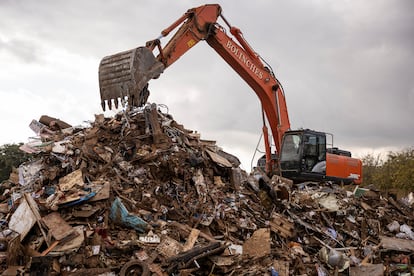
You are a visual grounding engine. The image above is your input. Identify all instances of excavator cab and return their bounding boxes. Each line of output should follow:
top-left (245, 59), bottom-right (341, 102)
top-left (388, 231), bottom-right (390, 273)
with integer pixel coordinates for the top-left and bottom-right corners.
top-left (280, 129), bottom-right (326, 177)
top-left (280, 129), bottom-right (361, 184)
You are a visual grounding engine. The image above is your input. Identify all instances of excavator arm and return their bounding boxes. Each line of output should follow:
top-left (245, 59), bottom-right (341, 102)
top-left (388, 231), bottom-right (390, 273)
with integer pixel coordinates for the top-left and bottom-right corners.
top-left (98, 4), bottom-right (290, 172)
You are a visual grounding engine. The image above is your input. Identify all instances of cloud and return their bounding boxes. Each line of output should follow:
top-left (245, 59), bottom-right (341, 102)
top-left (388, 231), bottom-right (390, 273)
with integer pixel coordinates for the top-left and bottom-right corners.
top-left (0, 37), bottom-right (42, 63)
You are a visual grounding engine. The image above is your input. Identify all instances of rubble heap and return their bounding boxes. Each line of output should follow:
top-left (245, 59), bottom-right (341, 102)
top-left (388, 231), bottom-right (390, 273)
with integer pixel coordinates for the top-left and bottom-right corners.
top-left (1, 103), bottom-right (414, 275)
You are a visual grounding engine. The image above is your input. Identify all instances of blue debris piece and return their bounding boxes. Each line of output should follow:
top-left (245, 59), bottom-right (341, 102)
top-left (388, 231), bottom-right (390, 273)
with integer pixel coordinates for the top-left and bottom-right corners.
top-left (110, 197), bottom-right (148, 233)
top-left (270, 267), bottom-right (279, 276)
top-left (60, 192), bottom-right (97, 208)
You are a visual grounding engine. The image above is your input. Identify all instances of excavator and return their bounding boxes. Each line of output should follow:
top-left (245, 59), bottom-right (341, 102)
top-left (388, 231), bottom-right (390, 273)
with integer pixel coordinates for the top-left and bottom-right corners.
top-left (98, 4), bottom-right (362, 184)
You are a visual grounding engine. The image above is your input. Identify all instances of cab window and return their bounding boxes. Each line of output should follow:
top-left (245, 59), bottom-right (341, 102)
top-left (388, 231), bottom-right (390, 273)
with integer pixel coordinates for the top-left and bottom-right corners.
top-left (280, 134), bottom-right (302, 161)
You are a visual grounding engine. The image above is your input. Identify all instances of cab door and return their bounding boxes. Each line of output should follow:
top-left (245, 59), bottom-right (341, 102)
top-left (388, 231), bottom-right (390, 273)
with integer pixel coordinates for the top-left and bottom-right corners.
top-left (301, 132), bottom-right (326, 174)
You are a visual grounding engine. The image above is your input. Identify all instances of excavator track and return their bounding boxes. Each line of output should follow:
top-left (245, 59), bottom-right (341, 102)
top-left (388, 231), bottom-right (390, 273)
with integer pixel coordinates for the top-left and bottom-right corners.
top-left (98, 47), bottom-right (164, 111)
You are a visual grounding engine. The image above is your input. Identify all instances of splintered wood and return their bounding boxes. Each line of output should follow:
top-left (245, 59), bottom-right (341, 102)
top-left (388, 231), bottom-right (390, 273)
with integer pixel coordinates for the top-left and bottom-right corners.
top-left (269, 212), bottom-right (295, 239)
top-left (4, 107), bottom-right (414, 275)
top-left (243, 228), bottom-right (271, 258)
top-left (42, 212), bottom-right (76, 241)
top-left (58, 169), bottom-right (83, 192)
top-left (183, 228), bottom-right (200, 251)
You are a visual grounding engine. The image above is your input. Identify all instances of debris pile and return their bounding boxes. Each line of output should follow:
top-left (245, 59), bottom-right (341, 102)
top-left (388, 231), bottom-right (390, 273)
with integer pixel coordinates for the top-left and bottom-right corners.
top-left (1, 104), bottom-right (414, 275)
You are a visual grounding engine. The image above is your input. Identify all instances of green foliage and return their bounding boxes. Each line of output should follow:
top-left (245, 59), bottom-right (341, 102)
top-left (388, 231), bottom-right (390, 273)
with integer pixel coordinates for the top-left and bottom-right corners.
top-left (362, 148), bottom-right (414, 192)
top-left (361, 153), bottom-right (384, 186)
top-left (0, 143), bottom-right (32, 182)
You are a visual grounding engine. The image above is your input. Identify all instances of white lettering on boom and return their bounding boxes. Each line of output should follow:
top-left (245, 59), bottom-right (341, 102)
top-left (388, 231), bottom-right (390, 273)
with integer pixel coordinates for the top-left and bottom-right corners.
top-left (226, 40), bottom-right (263, 80)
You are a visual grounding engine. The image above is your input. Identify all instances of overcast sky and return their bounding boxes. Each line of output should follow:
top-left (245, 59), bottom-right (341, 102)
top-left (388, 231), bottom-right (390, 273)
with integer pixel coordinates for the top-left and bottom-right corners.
top-left (0, 0), bottom-right (413, 171)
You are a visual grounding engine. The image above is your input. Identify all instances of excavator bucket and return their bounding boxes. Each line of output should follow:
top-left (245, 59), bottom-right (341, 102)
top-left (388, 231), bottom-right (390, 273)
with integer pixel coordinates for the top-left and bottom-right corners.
top-left (98, 47), bottom-right (165, 110)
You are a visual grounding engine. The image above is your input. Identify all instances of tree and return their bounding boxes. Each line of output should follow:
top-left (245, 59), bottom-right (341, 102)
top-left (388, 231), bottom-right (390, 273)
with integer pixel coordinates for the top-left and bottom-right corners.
top-left (383, 148), bottom-right (414, 192)
top-left (361, 153), bottom-right (383, 186)
top-left (0, 143), bottom-right (32, 182)
top-left (362, 148), bottom-right (414, 193)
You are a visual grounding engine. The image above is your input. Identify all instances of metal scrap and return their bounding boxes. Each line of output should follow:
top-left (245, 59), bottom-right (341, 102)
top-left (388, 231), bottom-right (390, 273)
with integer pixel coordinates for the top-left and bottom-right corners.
top-left (0, 105), bottom-right (413, 275)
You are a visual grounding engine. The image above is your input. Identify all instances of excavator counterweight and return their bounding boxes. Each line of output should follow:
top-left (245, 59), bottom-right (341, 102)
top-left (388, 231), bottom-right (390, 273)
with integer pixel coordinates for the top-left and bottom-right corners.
top-left (98, 47), bottom-right (164, 110)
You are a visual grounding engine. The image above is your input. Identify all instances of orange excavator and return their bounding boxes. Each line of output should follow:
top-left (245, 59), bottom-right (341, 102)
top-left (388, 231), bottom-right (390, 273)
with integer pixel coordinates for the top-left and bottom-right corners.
top-left (98, 4), bottom-right (362, 184)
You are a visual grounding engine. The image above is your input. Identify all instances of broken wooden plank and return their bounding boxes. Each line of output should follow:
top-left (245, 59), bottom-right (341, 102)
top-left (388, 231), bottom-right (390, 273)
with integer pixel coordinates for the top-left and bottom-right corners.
top-left (183, 228), bottom-right (200, 251)
top-left (148, 103), bottom-right (163, 144)
top-left (8, 197), bottom-right (37, 241)
top-left (272, 260), bottom-right (290, 276)
top-left (349, 263), bottom-right (384, 276)
top-left (24, 193), bottom-right (50, 247)
top-left (88, 181), bottom-right (110, 202)
top-left (380, 235), bottom-right (414, 252)
top-left (206, 149), bottom-right (233, 168)
top-left (269, 212), bottom-right (295, 239)
top-left (42, 212), bottom-right (75, 241)
top-left (243, 228), bottom-right (271, 258)
top-left (58, 169), bottom-right (83, 192)
top-left (50, 226), bottom-right (85, 255)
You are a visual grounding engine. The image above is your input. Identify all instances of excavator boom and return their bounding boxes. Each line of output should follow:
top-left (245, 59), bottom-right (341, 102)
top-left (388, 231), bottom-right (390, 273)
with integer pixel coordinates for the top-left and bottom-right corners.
top-left (98, 4), bottom-right (362, 183)
top-left (98, 4), bottom-right (290, 172)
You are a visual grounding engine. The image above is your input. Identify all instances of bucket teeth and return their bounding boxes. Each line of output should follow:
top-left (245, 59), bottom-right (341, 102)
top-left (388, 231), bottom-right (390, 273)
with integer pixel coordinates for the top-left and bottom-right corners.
top-left (101, 101), bottom-right (106, 111)
top-left (98, 47), bottom-right (165, 111)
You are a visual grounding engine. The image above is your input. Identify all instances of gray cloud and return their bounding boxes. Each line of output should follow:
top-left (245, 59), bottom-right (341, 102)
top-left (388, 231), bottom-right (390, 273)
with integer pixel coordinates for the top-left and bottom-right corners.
top-left (0, 37), bottom-right (41, 63)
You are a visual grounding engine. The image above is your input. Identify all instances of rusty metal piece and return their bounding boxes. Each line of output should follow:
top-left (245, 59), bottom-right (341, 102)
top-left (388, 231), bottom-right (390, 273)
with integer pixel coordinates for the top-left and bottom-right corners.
top-left (165, 242), bottom-right (225, 273)
top-left (98, 47), bottom-right (164, 110)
